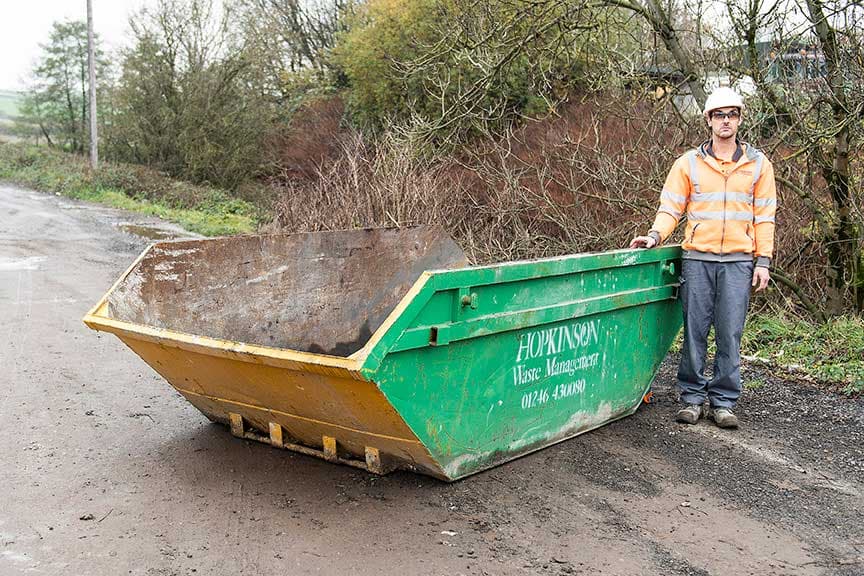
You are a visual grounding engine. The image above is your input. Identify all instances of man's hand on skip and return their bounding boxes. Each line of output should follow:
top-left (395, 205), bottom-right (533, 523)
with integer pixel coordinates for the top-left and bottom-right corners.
top-left (752, 266), bottom-right (770, 292)
top-left (629, 236), bottom-right (656, 249)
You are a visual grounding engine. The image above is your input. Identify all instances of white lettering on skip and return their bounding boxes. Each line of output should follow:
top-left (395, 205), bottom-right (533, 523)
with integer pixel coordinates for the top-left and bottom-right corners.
top-left (515, 320), bottom-right (600, 363)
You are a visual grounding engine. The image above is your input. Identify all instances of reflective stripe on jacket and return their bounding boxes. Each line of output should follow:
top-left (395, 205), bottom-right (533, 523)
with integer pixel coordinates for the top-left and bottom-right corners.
top-left (650, 141), bottom-right (776, 259)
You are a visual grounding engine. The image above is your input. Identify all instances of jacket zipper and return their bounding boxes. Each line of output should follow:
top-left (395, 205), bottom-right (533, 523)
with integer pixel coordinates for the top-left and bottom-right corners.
top-left (720, 174), bottom-right (729, 253)
top-left (706, 153), bottom-right (752, 253)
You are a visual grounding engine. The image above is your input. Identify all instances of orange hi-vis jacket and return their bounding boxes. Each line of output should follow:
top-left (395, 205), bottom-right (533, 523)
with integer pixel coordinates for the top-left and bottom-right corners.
top-left (650, 141), bottom-right (776, 266)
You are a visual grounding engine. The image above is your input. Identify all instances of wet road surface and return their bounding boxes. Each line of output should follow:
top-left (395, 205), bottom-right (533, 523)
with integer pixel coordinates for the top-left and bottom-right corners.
top-left (1, 184), bottom-right (862, 575)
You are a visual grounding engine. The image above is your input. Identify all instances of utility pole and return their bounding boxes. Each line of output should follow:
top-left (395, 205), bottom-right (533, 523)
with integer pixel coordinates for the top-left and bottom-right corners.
top-left (87, 0), bottom-right (98, 170)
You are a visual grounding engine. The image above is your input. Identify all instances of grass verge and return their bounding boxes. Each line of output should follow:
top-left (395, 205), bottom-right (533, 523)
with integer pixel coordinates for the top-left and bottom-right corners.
top-left (663, 311), bottom-right (863, 396)
top-left (0, 143), bottom-right (265, 236)
top-left (742, 312), bottom-right (864, 396)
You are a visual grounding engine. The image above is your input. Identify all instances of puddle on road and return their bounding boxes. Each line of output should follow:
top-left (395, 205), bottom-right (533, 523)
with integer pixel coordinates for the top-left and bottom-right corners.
top-left (115, 223), bottom-right (178, 241)
top-left (0, 256), bottom-right (46, 271)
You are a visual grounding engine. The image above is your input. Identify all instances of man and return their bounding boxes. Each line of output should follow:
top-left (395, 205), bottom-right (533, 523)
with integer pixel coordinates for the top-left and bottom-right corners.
top-left (630, 86), bottom-right (777, 429)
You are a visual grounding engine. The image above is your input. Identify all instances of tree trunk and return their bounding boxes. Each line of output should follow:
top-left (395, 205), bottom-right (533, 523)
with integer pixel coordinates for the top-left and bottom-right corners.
top-left (604, 0), bottom-right (707, 108)
top-left (644, 0), bottom-right (707, 108)
top-left (805, 0), bottom-right (861, 314)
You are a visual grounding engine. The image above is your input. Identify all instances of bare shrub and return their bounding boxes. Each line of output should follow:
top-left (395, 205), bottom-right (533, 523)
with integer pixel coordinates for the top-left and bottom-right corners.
top-left (272, 92), bottom-right (698, 262)
top-left (460, 93), bottom-right (702, 256)
top-left (264, 97), bottom-right (347, 181)
top-left (270, 129), bottom-right (475, 247)
top-left (270, 91), bottom-right (848, 317)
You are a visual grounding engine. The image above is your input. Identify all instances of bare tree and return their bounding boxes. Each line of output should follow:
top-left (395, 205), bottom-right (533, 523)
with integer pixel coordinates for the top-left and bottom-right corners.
top-left (602, 0), bottom-right (708, 107)
top-left (395, 0), bottom-right (607, 138)
top-left (802, 0), bottom-right (863, 313)
top-left (234, 0), bottom-right (349, 103)
top-left (714, 0), bottom-right (863, 315)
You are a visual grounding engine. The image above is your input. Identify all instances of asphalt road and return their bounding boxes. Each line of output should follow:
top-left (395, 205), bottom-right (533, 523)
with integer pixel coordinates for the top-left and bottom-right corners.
top-left (1, 184), bottom-right (862, 576)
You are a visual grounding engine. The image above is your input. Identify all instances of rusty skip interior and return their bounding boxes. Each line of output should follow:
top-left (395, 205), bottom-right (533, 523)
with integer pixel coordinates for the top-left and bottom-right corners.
top-left (104, 227), bottom-right (468, 357)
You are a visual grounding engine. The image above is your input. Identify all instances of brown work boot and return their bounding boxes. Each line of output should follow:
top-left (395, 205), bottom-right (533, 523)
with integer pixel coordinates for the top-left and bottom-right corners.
top-left (710, 407), bottom-right (740, 429)
top-left (675, 404), bottom-right (703, 424)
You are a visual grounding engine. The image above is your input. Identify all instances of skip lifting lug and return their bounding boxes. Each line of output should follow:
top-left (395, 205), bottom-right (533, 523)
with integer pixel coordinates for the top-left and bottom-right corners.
top-left (662, 261), bottom-right (677, 277)
top-left (458, 288), bottom-right (478, 309)
top-left (662, 261), bottom-right (680, 298)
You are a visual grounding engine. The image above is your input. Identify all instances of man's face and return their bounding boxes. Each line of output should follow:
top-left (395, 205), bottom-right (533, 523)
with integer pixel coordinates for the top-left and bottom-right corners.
top-left (706, 107), bottom-right (741, 141)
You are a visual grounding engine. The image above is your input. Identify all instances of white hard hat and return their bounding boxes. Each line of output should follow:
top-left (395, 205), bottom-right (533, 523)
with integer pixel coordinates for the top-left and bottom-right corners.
top-left (703, 87), bottom-right (744, 115)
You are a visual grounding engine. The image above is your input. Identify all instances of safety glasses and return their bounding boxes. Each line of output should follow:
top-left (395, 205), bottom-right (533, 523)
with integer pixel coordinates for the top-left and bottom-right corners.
top-left (710, 110), bottom-right (741, 120)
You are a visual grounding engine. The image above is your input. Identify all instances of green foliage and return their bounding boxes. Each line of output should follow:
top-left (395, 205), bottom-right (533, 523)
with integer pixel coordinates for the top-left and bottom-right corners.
top-left (21, 20), bottom-right (109, 153)
top-left (742, 313), bottom-right (864, 395)
top-left (743, 375), bottom-right (768, 390)
top-left (332, 0), bottom-right (441, 128)
top-left (275, 68), bottom-right (338, 114)
top-left (0, 143), bottom-right (262, 236)
top-left (102, 0), bottom-right (276, 189)
top-left (332, 0), bottom-right (595, 134)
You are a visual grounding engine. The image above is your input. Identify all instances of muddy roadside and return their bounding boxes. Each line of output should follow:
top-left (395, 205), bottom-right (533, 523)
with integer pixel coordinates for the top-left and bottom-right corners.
top-left (1, 184), bottom-right (862, 576)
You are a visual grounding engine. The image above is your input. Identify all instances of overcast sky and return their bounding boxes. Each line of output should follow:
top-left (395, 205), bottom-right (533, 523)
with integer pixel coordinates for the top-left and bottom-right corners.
top-left (0, 1), bottom-right (152, 91)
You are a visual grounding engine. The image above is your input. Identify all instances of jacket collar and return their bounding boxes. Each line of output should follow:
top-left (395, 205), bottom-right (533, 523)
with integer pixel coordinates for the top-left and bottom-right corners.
top-left (697, 139), bottom-right (757, 173)
top-left (699, 139), bottom-right (743, 162)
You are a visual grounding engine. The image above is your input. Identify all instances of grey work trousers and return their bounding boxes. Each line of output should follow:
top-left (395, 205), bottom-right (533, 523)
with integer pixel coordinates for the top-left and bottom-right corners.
top-left (677, 259), bottom-right (753, 409)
